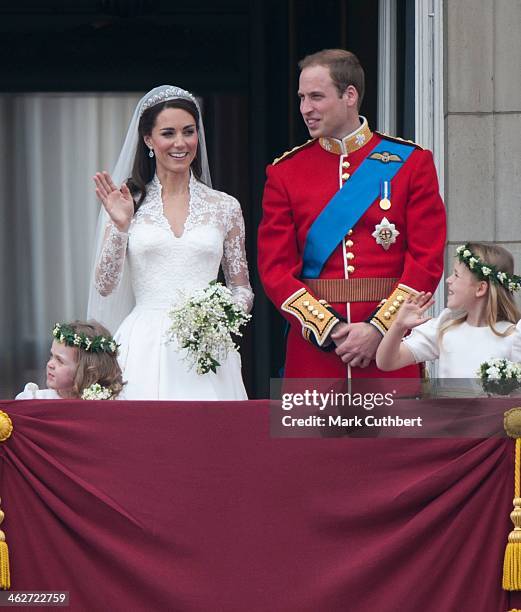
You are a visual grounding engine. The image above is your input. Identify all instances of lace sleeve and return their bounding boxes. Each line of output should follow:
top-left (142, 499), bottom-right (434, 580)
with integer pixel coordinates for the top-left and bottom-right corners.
top-left (94, 223), bottom-right (129, 297)
top-left (222, 199), bottom-right (254, 313)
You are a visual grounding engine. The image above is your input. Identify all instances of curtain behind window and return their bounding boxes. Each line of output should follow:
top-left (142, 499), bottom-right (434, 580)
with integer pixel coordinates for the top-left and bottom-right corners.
top-left (0, 93), bottom-right (140, 397)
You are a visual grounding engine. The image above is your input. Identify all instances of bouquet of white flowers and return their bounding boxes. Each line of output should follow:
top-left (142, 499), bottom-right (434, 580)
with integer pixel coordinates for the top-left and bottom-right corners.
top-left (477, 358), bottom-right (521, 396)
top-left (166, 281), bottom-right (251, 375)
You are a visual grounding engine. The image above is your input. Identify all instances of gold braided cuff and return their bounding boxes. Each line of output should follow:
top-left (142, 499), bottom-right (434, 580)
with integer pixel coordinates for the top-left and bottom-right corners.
top-left (370, 284), bottom-right (419, 334)
top-left (282, 289), bottom-right (339, 346)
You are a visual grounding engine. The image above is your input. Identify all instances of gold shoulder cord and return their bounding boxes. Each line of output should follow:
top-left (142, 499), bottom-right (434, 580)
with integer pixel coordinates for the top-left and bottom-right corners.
top-left (272, 139), bottom-right (315, 165)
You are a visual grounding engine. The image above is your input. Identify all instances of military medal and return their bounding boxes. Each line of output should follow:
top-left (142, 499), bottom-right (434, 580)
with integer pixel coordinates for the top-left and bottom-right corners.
top-left (379, 180), bottom-right (391, 210)
top-left (372, 217), bottom-right (399, 251)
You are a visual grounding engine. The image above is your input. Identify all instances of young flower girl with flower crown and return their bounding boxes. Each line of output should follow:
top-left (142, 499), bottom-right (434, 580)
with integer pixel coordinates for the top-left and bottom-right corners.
top-left (16, 320), bottom-right (124, 400)
top-left (376, 242), bottom-right (521, 377)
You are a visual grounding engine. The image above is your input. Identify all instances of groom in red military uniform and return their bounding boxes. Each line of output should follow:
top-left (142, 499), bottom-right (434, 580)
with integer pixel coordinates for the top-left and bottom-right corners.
top-left (258, 49), bottom-right (446, 378)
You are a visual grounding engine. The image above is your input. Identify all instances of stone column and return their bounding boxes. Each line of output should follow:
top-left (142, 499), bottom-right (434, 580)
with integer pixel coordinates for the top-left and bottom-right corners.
top-left (445, 0), bottom-right (521, 293)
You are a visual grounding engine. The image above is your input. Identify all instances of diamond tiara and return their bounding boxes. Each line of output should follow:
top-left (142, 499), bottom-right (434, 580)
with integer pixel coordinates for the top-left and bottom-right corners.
top-left (140, 86), bottom-right (196, 116)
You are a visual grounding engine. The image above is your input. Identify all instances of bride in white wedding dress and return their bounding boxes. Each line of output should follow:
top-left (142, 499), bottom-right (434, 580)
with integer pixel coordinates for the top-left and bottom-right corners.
top-left (87, 86), bottom-right (253, 400)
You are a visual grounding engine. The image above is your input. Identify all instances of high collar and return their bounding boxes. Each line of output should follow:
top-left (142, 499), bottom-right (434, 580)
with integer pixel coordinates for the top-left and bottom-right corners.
top-left (151, 171), bottom-right (198, 191)
top-left (318, 116), bottom-right (373, 155)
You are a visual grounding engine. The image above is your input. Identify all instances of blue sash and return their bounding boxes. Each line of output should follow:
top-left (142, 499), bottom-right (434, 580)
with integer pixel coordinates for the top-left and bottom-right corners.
top-left (302, 139), bottom-right (415, 278)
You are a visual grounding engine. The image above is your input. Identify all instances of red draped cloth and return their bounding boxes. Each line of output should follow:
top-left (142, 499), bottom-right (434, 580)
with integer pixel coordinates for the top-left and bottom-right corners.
top-left (0, 400), bottom-right (519, 611)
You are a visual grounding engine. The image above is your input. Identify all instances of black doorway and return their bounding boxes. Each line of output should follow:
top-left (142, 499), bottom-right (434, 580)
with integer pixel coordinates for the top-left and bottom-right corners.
top-left (1, 0), bottom-right (415, 397)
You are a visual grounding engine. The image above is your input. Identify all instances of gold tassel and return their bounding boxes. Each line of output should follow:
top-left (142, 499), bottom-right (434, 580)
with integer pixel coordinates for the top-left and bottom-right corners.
top-left (503, 408), bottom-right (521, 591)
top-left (504, 414), bottom-right (521, 590)
top-left (0, 410), bottom-right (13, 590)
top-left (0, 541), bottom-right (9, 590)
top-left (0, 507), bottom-right (10, 590)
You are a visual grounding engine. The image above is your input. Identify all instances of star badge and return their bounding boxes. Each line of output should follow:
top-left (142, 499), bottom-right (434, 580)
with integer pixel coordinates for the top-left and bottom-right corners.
top-left (355, 133), bottom-right (366, 146)
top-left (372, 217), bottom-right (400, 251)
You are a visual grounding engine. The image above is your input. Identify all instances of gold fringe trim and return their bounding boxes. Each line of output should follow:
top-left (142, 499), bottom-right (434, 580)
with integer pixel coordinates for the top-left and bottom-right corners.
top-left (504, 438), bottom-right (521, 590)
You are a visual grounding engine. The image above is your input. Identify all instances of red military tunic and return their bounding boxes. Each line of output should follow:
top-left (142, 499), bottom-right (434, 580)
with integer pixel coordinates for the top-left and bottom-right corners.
top-left (258, 119), bottom-right (446, 378)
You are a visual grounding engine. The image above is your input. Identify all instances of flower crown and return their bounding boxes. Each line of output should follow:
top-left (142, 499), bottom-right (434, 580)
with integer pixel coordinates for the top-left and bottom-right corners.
top-left (52, 323), bottom-right (119, 356)
top-left (455, 244), bottom-right (521, 293)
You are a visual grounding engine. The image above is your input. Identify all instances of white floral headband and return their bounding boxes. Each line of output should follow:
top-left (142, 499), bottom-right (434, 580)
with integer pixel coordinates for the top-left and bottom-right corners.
top-left (52, 323), bottom-right (119, 356)
top-left (455, 244), bottom-right (521, 293)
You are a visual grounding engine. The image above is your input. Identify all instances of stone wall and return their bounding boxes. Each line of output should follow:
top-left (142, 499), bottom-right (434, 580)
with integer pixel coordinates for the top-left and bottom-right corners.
top-left (444, 0), bottom-right (521, 283)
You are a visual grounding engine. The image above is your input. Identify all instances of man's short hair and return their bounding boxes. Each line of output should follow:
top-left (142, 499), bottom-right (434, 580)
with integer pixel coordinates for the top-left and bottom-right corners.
top-left (298, 49), bottom-right (365, 109)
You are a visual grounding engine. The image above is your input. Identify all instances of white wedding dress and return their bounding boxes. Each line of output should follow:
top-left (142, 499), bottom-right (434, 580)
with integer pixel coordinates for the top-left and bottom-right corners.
top-left (94, 174), bottom-right (253, 400)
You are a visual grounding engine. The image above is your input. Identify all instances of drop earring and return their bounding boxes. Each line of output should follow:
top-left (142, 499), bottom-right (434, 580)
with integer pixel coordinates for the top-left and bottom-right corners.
top-left (148, 148), bottom-right (154, 158)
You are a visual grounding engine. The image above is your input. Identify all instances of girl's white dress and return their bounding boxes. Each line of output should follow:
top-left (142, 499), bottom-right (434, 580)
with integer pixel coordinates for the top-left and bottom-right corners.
top-left (16, 383), bottom-right (60, 400)
top-left (403, 308), bottom-right (521, 377)
top-left (94, 175), bottom-right (253, 400)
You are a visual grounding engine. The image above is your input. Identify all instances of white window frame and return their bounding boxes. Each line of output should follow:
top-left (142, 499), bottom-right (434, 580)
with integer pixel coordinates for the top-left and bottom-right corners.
top-left (378, 0), bottom-right (445, 376)
top-left (377, 0), bottom-right (398, 136)
top-left (377, 0), bottom-right (444, 183)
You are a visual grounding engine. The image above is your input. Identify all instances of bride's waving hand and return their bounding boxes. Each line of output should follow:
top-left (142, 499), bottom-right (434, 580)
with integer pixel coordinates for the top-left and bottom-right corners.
top-left (93, 171), bottom-right (134, 233)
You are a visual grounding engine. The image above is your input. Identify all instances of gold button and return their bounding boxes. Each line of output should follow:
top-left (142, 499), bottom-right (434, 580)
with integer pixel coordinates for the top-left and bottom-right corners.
top-left (318, 313), bottom-right (325, 320)
top-left (346, 239), bottom-right (353, 247)
top-left (348, 229), bottom-right (353, 236)
top-left (318, 299), bottom-right (327, 305)
top-left (384, 312), bottom-right (391, 320)
top-left (303, 300), bottom-right (309, 306)
top-left (342, 173), bottom-right (350, 180)
top-left (307, 305), bottom-right (314, 312)
top-left (312, 309), bottom-right (319, 316)
top-left (393, 300), bottom-right (400, 308)
top-left (347, 265), bottom-right (355, 273)
top-left (346, 252), bottom-right (354, 260)
top-left (389, 306), bottom-right (396, 314)
top-left (397, 295), bottom-right (405, 303)
top-left (342, 161), bottom-right (350, 169)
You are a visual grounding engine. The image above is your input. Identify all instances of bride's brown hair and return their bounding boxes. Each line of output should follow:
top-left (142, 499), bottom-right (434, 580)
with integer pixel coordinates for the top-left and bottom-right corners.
top-left (127, 99), bottom-right (202, 209)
